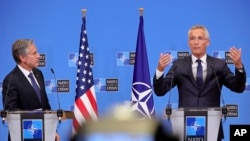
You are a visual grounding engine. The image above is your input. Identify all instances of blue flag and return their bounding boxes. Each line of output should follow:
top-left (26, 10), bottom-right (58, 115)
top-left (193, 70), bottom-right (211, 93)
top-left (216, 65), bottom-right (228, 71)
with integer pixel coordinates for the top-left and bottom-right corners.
top-left (131, 15), bottom-right (155, 119)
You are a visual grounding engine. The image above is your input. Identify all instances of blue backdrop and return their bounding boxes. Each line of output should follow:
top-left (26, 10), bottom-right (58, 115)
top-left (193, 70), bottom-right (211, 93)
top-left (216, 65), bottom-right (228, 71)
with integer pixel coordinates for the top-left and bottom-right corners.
top-left (0, 0), bottom-right (249, 141)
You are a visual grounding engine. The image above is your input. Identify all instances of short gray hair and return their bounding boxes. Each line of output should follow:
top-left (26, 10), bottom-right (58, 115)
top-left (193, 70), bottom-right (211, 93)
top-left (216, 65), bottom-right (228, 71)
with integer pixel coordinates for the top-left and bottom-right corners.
top-left (12, 39), bottom-right (33, 63)
top-left (188, 25), bottom-right (210, 39)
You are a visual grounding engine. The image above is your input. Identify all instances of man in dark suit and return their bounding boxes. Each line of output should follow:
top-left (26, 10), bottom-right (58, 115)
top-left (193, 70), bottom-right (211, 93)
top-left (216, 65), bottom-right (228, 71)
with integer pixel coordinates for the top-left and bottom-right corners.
top-left (2, 39), bottom-right (60, 141)
top-left (153, 25), bottom-right (246, 141)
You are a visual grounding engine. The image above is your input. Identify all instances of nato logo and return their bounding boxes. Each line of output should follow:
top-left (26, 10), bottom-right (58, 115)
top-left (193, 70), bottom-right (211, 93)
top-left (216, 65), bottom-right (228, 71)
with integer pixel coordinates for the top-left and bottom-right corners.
top-left (131, 82), bottom-right (154, 118)
top-left (212, 51), bottom-right (225, 59)
top-left (116, 52), bottom-right (133, 66)
top-left (186, 116), bottom-right (206, 140)
top-left (22, 119), bottom-right (43, 140)
top-left (164, 51), bottom-right (189, 63)
top-left (68, 52), bottom-right (94, 67)
top-left (68, 53), bottom-right (79, 67)
top-left (45, 79), bottom-right (57, 93)
top-left (212, 51), bottom-right (233, 64)
top-left (94, 78), bottom-right (107, 92)
top-left (94, 78), bottom-right (119, 92)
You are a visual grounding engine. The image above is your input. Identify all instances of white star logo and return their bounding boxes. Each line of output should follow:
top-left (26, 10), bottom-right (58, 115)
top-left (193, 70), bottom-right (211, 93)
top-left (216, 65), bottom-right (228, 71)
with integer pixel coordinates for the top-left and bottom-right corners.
top-left (130, 82), bottom-right (153, 118)
top-left (27, 124), bottom-right (39, 135)
top-left (191, 121), bottom-right (201, 132)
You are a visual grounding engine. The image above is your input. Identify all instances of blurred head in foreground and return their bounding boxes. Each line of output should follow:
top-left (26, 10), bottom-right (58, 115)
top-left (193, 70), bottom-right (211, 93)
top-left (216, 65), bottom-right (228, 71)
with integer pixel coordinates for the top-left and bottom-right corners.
top-left (71, 103), bottom-right (178, 141)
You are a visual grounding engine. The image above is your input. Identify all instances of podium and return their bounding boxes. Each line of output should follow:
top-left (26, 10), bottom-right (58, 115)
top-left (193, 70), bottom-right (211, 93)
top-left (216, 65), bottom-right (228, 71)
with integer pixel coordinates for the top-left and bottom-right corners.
top-left (163, 107), bottom-right (223, 141)
top-left (2, 110), bottom-right (74, 141)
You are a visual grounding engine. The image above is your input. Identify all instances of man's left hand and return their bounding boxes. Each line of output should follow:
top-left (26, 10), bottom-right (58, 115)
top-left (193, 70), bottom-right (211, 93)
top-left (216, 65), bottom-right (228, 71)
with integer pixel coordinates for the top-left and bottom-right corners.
top-left (229, 47), bottom-right (243, 69)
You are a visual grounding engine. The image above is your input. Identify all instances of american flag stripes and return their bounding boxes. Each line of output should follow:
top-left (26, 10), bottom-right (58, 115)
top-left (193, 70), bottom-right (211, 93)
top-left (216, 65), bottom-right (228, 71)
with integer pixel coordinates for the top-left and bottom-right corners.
top-left (130, 14), bottom-right (155, 119)
top-left (72, 15), bottom-right (98, 135)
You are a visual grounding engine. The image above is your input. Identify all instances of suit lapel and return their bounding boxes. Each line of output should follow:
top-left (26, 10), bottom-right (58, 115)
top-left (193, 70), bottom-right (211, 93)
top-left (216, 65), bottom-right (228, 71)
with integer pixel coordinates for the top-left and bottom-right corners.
top-left (16, 67), bottom-right (41, 103)
top-left (185, 56), bottom-right (198, 88)
top-left (33, 70), bottom-right (42, 88)
top-left (203, 56), bottom-right (214, 85)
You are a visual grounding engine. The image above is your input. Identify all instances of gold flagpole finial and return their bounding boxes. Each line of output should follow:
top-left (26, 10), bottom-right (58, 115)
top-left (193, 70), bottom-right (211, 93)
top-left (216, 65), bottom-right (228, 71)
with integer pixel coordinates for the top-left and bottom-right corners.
top-left (139, 8), bottom-right (144, 16)
top-left (81, 9), bottom-right (87, 17)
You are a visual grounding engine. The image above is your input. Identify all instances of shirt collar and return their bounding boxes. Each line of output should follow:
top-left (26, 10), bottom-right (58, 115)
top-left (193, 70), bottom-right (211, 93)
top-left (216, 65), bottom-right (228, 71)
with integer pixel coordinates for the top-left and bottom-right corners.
top-left (17, 65), bottom-right (32, 77)
top-left (191, 54), bottom-right (207, 64)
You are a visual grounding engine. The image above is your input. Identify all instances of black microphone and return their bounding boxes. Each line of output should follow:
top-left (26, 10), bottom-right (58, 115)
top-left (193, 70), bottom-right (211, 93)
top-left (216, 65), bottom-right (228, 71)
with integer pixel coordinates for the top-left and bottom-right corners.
top-left (50, 68), bottom-right (63, 121)
top-left (210, 65), bottom-right (227, 119)
top-left (165, 65), bottom-right (176, 120)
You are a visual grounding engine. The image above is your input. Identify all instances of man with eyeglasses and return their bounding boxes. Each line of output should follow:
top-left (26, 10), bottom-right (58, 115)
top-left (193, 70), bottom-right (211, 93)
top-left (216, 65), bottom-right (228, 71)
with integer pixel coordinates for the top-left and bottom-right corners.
top-left (153, 25), bottom-right (246, 141)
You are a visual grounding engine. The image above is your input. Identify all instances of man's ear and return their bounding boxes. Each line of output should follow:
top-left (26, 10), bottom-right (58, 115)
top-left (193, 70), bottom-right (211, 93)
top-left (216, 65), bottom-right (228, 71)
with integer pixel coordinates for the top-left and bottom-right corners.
top-left (19, 54), bottom-right (26, 62)
top-left (206, 39), bottom-right (210, 46)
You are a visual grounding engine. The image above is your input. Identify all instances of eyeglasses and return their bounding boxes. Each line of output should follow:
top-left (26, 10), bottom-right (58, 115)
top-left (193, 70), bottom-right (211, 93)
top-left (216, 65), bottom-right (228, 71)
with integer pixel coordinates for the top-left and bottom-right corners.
top-left (189, 36), bottom-right (207, 41)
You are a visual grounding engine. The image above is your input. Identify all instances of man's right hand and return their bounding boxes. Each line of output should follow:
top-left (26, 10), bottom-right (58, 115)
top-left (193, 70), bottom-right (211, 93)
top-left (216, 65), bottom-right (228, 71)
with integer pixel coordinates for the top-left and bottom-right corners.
top-left (157, 53), bottom-right (172, 72)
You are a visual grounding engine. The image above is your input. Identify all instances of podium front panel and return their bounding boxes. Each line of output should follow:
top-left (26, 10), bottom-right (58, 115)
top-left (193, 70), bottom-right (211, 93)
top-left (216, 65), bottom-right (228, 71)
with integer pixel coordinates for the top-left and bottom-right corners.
top-left (6, 111), bottom-right (58, 141)
top-left (163, 108), bottom-right (222, 141)
top-left (21, 113), bottom-right (44, 141)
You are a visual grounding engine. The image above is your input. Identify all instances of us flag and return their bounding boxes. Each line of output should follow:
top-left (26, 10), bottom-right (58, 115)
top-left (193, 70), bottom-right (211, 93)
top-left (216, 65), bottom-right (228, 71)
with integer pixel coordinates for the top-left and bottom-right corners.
top-left (130, 13), bottom-right (155, 119)
top-left (72, 14), bottom-right (98, 135)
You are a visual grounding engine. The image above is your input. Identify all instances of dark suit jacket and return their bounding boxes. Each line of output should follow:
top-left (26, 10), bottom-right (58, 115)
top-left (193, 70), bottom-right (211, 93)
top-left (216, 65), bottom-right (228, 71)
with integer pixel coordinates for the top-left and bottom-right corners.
top-left (2, 66), bottom-right (51, 110)
top-left (153, 55), bottom-right (246, 139)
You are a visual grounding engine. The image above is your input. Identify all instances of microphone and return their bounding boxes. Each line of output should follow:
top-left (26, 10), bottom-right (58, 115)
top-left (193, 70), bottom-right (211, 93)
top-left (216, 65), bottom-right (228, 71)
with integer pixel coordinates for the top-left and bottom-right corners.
top-left (165, 65), bottom-right (176, 120)
top-left (50, 68), bottom-right (63, 121)
top-left (210, 65), bottom-right (227, 120)
top-left (0, 111), bottom-right (6, 125)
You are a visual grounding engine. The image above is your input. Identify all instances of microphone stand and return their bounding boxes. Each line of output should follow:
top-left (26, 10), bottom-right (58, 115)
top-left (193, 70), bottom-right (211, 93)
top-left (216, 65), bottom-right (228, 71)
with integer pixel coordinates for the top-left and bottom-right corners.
top-left (1, 70), bottom-right (15, 125)
top-left (165, 66), bottom-right (176, 121)
top-left (50, 68), bottom-right (63, 122)
top-left (210, 65), bottom-right (227, 120)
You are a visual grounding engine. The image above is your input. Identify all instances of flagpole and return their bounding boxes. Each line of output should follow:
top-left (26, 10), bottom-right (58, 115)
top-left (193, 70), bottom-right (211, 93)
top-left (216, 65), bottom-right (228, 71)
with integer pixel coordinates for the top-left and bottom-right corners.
top-left (82, 9), bottom-right (87, 17)
top-left (139, 8), bottom-right (144, 16)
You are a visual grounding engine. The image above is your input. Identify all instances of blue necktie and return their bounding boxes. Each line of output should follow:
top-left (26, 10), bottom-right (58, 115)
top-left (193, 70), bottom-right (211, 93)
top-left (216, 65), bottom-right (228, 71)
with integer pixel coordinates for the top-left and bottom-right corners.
top-left (196, 59), bottom-right (203, 89)
top-left (28, 73), bottom-right (41, 102)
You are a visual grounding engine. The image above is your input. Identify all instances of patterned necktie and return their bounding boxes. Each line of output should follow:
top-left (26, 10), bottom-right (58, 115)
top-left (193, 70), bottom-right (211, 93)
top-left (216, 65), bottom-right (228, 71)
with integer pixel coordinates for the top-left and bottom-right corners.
top-left (196, 59), bottom-right (203, 89)
top-left (28, 72), bottom-right (41, 102)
